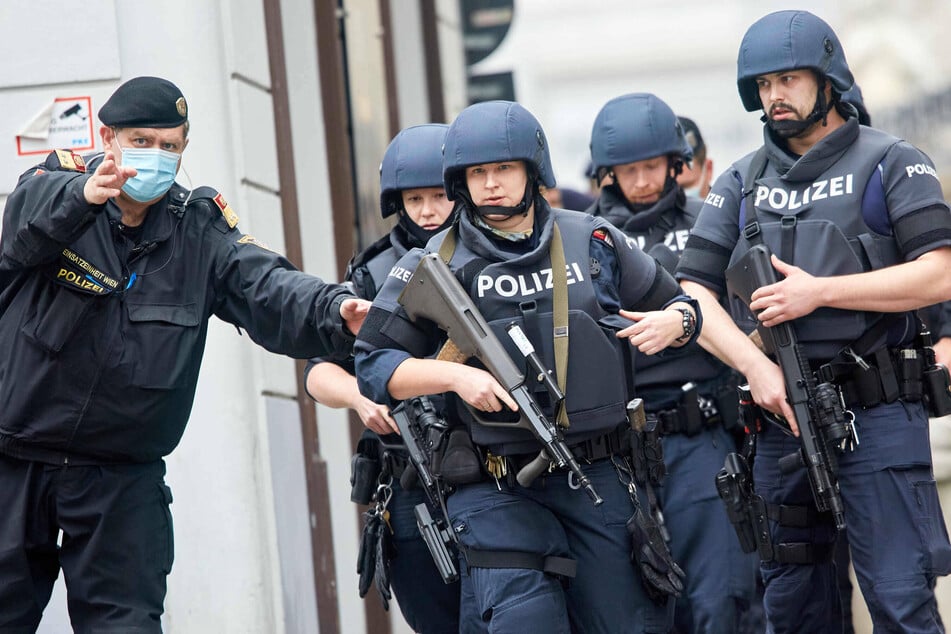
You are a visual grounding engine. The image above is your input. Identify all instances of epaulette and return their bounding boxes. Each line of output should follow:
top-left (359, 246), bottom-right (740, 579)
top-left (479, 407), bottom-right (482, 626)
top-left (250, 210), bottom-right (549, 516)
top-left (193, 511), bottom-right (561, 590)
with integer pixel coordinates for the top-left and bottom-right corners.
top-left (188, 185), bottom-right (240, 229)
top-left (45, 149), bottom-right (89, 173)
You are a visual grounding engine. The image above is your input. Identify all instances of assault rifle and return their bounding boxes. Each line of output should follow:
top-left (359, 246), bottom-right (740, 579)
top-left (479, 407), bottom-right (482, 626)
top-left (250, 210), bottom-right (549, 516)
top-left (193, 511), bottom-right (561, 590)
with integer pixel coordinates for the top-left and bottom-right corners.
top-left (725, 244), bottom-right (848, 531)
top-left (389, 396), bottom-right (459, 583)
top-left (398, 253), bottom-right (603, 506)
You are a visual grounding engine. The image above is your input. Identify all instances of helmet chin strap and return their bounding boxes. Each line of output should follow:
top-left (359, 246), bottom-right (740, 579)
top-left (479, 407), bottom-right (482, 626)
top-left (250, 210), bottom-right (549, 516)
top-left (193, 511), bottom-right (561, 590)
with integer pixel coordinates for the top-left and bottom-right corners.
top-left (471, 177), bottom-right (537, 218)
top-left (764, 76), bottom-right (831, 139)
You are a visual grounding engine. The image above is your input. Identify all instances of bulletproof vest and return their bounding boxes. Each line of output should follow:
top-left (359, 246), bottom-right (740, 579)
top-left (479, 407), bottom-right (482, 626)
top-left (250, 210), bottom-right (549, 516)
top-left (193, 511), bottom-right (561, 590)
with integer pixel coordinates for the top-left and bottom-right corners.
top-left (440, 209), bottom-right (630, 453)
top-left (348, 229), bottom-right (414, 300)
top-left (596, 191), bottom-right (725, 401)
top-left (728, 127), bottom-right (903, 359)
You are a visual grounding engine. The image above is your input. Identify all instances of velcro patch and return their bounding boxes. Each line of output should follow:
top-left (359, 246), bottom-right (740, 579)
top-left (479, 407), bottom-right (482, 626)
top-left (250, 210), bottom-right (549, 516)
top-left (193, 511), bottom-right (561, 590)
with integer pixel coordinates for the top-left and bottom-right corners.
top-left (213, 193), bottom-right (239, 229)
top-left (592, 228), bottom-right (614, 247)
top-left (54, 149), bottom-right (86, 172)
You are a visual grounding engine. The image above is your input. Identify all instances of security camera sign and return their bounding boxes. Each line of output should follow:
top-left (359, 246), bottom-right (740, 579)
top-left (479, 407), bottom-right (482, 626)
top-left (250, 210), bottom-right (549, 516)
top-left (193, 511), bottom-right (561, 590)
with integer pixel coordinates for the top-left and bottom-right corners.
top-left (16, 96), bottom-right (95, 156)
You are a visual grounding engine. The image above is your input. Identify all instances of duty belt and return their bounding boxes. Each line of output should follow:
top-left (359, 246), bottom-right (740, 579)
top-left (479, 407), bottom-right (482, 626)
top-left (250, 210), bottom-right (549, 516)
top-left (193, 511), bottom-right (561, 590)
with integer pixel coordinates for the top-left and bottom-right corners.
top-left (378, 446), bottom-right (410, 479)
top-left (816, 346), bottom-right (908, 409)
top-left (654, 395), bottom-right (720, 436)
top-left (0, 435), bottom-right (110, 467)
top-left (500, 424), bottom-right (630, 475)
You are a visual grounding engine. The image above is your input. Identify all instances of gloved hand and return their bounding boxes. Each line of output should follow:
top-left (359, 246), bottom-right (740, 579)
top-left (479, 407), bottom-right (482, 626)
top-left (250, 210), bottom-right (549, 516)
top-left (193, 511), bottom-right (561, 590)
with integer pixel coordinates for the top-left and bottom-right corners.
top-left (627, 506), bottom-right (685, 604)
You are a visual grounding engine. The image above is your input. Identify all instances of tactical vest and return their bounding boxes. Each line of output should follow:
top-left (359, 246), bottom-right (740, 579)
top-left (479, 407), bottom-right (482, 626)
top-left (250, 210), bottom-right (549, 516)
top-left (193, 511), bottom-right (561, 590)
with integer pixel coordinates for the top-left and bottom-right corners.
top-left (348, 231), bottom-right (413, 300)
top-left (439, 210), bottom-right (630, 454)
top-left (597, 193), bottom-right (725, 400)
top-left (728, 127), bottom-right (904, 359)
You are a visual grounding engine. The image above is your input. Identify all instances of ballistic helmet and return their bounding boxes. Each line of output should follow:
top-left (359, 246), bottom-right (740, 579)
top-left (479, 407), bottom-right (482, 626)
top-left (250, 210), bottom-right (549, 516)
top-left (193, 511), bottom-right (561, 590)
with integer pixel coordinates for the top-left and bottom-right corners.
top-left (379, 124), bottom-right (449, 218)
top-left (442, 100), bottom-right (555, 201)
top-left (841, 84), bottom-right (871, 126)
top-left (590, 93), bottom-right (693, 172)
top-left (737, 10), bottom-right (854, 112)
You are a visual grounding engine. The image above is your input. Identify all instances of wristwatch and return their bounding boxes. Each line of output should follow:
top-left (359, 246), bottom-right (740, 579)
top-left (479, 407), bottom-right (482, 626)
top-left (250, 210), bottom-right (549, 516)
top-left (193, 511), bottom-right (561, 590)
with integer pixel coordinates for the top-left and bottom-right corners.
top-left (674, 308), bottom-right (696, 342)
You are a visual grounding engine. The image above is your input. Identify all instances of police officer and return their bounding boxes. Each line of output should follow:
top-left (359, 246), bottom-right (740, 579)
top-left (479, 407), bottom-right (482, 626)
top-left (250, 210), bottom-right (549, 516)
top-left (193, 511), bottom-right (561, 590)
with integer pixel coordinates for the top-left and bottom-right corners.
top-left (354, 100), bottom-right (698, 633)
top-left (675, 116), bottom-right (714, 201)
top-left (304, 124), bottom-right (460, 632)
top-left (841, 83), bottom-right (872, 128)
top-left (675, 11), bottom-right (951, 632)
top-left (0, 76), bottom-right (367, 631)
top-left (587, 92), bottom-right (757, 633)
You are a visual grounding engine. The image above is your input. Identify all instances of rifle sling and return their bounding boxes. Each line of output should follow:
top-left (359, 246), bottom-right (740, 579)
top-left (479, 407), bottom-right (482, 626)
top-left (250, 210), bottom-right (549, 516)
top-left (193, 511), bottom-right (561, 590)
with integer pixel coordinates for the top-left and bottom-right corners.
top-left (438, 221), bottom-right (571, 427)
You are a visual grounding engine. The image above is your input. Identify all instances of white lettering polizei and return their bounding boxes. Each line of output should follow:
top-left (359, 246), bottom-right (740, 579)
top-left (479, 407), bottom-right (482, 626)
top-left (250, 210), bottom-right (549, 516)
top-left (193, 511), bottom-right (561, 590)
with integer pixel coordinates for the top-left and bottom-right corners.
top-left (754, 174), bottom-right (854, 212)
top-left (387, 265), bottom-right (414, 283)
top-left (704, 192), bottom-right (725, 208)
top-left (905, 163), bottom-right (939, 180)
top-left (477, 262), bottom-right (585, 298)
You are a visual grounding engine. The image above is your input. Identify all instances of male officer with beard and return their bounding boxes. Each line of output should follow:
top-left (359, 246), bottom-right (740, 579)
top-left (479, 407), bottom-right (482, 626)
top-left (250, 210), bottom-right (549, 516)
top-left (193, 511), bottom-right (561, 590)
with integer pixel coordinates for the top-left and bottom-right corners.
top-left (676, 11), bottom-right (951, 632)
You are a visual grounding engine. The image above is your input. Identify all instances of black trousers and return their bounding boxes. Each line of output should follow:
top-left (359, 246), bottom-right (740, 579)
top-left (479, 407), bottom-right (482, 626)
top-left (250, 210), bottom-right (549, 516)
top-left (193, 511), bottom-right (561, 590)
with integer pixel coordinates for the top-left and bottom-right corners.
top-left (0, 455), bottom-right (172, 633)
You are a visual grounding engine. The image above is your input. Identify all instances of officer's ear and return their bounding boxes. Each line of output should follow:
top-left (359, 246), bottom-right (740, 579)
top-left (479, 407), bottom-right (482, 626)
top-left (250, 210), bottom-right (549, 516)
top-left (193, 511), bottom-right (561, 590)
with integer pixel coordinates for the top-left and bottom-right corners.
top-left (100, 125), bottom-right (117, 148)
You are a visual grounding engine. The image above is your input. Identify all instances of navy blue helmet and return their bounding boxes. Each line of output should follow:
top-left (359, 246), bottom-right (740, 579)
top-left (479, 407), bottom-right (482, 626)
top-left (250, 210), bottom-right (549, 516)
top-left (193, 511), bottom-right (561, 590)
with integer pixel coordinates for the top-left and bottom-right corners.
top-left (737, 10), bottom-right (854, 112)
top-left (841, 83), bottom-right (871, 126)
top-left (442, 100), bottom-right (556, 201)
top-left (379, 124), bottom-right (449, 218)
top-left (590, 93), bottom-right (693, 172)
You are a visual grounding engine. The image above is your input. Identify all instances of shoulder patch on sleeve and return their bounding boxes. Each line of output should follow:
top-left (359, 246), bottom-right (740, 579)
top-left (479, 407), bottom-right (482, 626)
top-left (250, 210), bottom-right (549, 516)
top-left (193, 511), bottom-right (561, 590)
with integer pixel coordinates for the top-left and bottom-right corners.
top-left (592, 228), bottom-right (614, 247)
top-left (53, 149), bottom-right (87, 172)
top-left (236, 234), bottom-right (277, 253)
top-left (212, 193), bottom-right (240, 228)
top-left (188, 186), bottom-right (240, 229)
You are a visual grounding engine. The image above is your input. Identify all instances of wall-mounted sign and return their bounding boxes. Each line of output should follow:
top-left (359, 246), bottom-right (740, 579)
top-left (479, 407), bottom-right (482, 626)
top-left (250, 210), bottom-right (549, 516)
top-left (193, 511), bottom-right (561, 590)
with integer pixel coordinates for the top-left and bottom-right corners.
top-left (461, 0), bottom-right (514, 66)
top-left (17, 96), bottom-right (96, 156)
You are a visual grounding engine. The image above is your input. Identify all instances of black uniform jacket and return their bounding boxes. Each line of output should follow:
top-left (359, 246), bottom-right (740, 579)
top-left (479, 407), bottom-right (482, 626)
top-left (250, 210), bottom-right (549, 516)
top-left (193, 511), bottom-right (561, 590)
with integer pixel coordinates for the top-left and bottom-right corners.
top-left (0, 152), bottom-right (353, 464)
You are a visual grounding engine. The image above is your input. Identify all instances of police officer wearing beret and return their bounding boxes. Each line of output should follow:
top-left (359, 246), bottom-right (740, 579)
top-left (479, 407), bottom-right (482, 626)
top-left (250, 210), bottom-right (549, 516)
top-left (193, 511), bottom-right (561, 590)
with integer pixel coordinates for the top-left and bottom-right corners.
top-left (0, 76), bottom-right (368, 631)
top-left (676, 11), bottom-right (951, 632)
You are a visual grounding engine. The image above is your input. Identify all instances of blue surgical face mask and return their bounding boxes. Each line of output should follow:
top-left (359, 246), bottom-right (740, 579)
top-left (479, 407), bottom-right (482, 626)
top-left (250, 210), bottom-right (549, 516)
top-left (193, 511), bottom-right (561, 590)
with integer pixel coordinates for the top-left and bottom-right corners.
top-left (115, 143), bottom-right (180, 202)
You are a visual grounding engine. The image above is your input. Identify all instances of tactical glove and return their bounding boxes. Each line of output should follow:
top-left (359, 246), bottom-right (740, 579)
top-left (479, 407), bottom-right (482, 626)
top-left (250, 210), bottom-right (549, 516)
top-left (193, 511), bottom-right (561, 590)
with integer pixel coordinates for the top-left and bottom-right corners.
top-left (627, 506), bottom-right (685, 604)
top-left (357, 509), bottom-right (393, 609)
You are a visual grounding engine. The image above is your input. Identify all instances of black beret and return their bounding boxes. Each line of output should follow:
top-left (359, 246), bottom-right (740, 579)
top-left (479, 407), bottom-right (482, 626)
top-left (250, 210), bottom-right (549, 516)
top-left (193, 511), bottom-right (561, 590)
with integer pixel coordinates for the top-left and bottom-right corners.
top-left (98, 76), bottom-right (188, 128)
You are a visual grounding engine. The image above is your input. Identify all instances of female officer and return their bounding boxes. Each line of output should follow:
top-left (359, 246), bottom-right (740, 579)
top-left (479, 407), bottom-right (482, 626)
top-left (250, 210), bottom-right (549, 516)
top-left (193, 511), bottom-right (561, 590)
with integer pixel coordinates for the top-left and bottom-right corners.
top-left (355, 100), bottom-right (699, 633)
top-left (305, 124), bottom-right (459, 633)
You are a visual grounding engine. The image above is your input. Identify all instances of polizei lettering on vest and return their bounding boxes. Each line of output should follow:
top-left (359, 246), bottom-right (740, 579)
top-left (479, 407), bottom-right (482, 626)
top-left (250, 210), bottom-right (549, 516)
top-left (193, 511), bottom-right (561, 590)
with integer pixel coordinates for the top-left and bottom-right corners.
top-left (633, 229), bottom-right (692, 253)
top-left (477, 262), bottom-right (586, 298)
top-left (387, 264), bottom-right (415, 283)
top-left (754, 174), bottom-right (854, 211)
